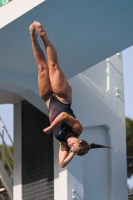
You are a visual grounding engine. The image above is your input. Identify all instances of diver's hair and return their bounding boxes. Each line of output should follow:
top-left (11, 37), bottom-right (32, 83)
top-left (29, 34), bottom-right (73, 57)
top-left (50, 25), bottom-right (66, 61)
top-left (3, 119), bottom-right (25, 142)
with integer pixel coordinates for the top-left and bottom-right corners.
top-left (89, 143), bottom-right (113, 150)
top-left (76, 140), bottom-right (113, 156)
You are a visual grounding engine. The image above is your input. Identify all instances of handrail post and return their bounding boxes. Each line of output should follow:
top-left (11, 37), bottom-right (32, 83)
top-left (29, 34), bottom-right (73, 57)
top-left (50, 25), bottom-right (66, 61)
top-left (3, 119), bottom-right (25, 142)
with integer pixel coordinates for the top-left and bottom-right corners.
top-left (1, 124), bottom-right (4, 165)
top-left (0, 116), bottom-right (13, 199)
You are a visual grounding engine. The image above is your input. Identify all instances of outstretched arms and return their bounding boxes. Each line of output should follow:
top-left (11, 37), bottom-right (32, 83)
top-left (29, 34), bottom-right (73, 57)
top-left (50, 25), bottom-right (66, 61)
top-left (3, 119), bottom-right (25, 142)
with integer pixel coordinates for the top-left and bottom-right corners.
top-left (43, 112), bottom-right (83, 135)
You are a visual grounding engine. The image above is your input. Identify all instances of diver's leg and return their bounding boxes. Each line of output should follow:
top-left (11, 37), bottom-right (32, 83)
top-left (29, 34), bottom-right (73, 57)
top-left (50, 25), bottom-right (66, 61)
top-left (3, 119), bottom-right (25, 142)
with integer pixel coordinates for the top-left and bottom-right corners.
top-left (29, 23), bottom-right (52, 107)
top-left (34, 21), bottom-right (72, 104)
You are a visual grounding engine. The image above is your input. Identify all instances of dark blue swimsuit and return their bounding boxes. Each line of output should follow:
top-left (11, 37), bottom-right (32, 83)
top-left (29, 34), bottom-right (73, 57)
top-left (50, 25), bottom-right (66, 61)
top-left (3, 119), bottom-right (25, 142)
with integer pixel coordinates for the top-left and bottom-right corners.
top-left (48, 93), bottom-right (76, 142)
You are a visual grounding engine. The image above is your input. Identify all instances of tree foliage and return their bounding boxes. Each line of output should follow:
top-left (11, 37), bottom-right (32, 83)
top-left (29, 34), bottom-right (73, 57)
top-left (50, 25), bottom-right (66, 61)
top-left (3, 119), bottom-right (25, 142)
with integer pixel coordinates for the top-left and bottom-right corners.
top-left (0, 145), bottom-right (13, 200)
top-left (0, 145), bottom-right (13, 176)
top-left (126, 117), bottom-right (133, 178)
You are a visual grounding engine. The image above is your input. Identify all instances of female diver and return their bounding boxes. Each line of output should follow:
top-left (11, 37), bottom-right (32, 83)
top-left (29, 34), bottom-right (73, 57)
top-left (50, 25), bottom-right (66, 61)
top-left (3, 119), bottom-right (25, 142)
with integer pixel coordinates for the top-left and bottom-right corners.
top-left (29, 21), bottom-right (112, 168)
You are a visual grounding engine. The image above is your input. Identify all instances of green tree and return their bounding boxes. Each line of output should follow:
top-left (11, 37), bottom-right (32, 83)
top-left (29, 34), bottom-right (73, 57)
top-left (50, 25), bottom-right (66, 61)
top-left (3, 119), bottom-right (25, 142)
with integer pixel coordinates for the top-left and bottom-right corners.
top-left (0, 145), bottom-right (13, 200)
top-left (126, 117), bottom-right (133, 178)
top-left (0, 145), bottom-right (13, 176)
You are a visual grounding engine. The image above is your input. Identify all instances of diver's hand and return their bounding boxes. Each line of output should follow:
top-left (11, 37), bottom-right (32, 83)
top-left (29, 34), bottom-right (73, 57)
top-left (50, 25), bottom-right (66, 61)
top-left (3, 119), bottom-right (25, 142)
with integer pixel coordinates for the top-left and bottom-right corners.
top-left (43, 126), bottom-right (52, 134)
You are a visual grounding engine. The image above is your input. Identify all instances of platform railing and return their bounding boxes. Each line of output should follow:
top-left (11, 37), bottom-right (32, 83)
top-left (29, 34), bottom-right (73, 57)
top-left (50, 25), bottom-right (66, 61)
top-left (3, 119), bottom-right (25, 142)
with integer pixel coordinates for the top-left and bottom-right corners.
top-left (0, 117), bottom-right (13, 177)
top-left (0, 164), bottom-right (12, 200)
top-left (0, 117), bottom-right (13, 200)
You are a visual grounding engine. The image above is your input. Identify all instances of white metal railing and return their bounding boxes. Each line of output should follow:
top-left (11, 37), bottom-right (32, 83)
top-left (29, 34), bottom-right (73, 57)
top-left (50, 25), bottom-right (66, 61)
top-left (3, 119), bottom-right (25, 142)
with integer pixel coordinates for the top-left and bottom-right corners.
top-left (0, 117), bottom-right (13, 176)
top-left (0, 164), bottom-right (13, 200)
top-left (128, 193), bottom-right (133, 197)
top-left (0, 117), bottom-right (13, 200)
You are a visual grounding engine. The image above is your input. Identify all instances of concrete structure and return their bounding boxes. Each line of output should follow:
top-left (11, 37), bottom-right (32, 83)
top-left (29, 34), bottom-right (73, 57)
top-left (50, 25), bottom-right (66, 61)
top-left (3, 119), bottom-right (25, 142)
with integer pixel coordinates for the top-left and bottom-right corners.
top-left (0, 0), bottom-right (131, 199)
top-left (54, 53), bottom-right (127, 200)
top-left (13, 53), bottom-right (127, 200)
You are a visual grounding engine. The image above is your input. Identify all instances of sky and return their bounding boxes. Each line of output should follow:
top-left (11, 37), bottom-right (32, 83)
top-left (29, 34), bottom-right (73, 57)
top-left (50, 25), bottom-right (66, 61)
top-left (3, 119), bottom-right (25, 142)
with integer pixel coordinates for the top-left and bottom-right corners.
top-left (123, 45), bottom-right (133, 188)
top-left (0, 104), bottom-right (13, 145)
top-left (123, 46), bottom-right (133, 120)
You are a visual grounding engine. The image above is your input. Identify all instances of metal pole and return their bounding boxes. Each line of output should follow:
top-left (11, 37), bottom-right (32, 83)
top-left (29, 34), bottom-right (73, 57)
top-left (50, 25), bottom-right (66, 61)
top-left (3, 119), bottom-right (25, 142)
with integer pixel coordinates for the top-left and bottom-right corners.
top-left (2, 123), bottom-right (4, 166)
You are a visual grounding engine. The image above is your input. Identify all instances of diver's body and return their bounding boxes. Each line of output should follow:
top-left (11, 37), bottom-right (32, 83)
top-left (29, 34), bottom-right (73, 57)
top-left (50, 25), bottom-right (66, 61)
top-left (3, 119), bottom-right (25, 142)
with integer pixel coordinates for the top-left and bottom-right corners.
top-left (29, 21), bottom-right (83, 167)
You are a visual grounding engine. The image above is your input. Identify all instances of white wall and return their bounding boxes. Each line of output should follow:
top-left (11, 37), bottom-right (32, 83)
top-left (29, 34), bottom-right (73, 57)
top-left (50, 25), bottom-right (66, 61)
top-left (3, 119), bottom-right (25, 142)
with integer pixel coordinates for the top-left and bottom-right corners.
top-left (82, 126), bottom-right (110, 200)
top-left (66, 53), bottom-right (127, 200)
top-left (54, 138), bottom-right (67, 200)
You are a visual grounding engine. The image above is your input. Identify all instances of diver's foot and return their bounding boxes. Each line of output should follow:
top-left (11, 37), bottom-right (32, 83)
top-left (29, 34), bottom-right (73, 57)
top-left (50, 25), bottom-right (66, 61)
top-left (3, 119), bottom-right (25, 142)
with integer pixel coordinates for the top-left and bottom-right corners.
top-left (29, 23), bottom-right (37, 40)
top-left (34, 21), bottom-right (47, 37)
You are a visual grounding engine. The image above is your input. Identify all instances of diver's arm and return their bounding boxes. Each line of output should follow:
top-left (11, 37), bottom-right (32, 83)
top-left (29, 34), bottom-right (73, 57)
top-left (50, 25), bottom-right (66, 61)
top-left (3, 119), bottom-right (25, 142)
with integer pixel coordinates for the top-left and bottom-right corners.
top-left (63, 112), bottom-right (83, 135)
top-left (43, 112), bottom-right (65, 134)
top-left (58, 141), bottom-right (75, 168)
top-left (43, 112), bottom-right (83, 135)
